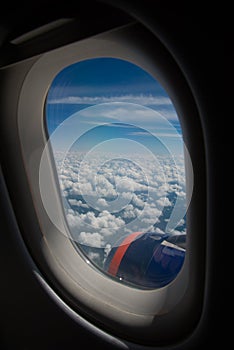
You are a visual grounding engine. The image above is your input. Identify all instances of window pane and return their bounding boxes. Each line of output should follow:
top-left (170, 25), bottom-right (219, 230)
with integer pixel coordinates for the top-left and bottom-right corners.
top-left (45, 58), bottom-right (188, 289)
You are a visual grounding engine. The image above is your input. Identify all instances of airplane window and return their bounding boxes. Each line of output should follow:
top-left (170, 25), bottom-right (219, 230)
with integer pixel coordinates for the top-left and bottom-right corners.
top-left (45, 57), bottom-right (191, 290)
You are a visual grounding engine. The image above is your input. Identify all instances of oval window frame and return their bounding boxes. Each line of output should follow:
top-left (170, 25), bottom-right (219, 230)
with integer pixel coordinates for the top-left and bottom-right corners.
top-left (17, 22), bottom-right (206, 345)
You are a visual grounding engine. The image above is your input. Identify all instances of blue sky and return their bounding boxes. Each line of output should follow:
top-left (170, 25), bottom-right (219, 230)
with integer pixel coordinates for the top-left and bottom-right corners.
top-left (46, 58), bottom-right (184, 154)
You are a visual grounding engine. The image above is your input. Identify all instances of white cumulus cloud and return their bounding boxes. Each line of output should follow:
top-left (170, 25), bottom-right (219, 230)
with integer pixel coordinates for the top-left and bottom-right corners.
top-left (54, 150), bottom-right (187, 260)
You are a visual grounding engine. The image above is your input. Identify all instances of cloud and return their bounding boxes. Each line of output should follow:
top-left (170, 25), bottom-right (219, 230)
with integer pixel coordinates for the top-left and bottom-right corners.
top-left (122, 204), bottom-right (138, 220)
top-left (115, 176), bottom-right (148, 193)
top-left (67, 209), bottom-right (125, 240)
top-left (54, 150), bottom-right (187, 255)
top-left (156, 197), bottom-right (172, 207)
top-left (48, 94), bottom-right (173, 107)
top-left (78, 231), bottom-right (104, 248)
top-left (129, 130), bottom-right (182, 139)
top-left (68, 198), bottom-right (89, 208)
top-left (73, 103), bottom-right (180, 136)
top-left (97, 198), bottom-right (108, 207)
top-left (139, 203), bottom-right (162, 225)
top-left (48, 102), bottom-right (184, 155)
top-left (154, 227), bottom-right (165, 234)
top-left (153, 133), bottom-right (182, 138)
top-left (104, 244), bottom-right (112, 259)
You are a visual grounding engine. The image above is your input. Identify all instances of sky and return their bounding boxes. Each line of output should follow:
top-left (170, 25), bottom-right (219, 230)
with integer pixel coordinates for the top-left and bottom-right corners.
top-left (46, 57), bottom-right (184, 155)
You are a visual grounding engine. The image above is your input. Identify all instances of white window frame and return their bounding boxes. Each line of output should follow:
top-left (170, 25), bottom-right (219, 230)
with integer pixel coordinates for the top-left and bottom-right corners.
top-left (15, 22), bottom-right (204, 345)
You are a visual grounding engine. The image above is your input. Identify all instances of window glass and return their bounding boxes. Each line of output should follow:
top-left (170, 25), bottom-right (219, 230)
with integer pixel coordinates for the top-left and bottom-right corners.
top-left (45, 58), bottom-right (188, 289)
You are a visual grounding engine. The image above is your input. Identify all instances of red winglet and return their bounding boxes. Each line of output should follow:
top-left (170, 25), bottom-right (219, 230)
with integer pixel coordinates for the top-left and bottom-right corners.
top-left (108, 232), bottom-right (143, 276)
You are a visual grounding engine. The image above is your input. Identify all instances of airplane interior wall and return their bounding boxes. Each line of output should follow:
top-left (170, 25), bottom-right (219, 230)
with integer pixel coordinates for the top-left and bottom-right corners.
top-left (0, 1), bottom-right (232, 349)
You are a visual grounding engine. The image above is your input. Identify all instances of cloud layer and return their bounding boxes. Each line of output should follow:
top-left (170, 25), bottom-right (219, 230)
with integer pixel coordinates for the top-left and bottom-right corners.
top-left (54, 150), bottom-right (187, 267)
top-left (48, 94), bottom-right (172, 107)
